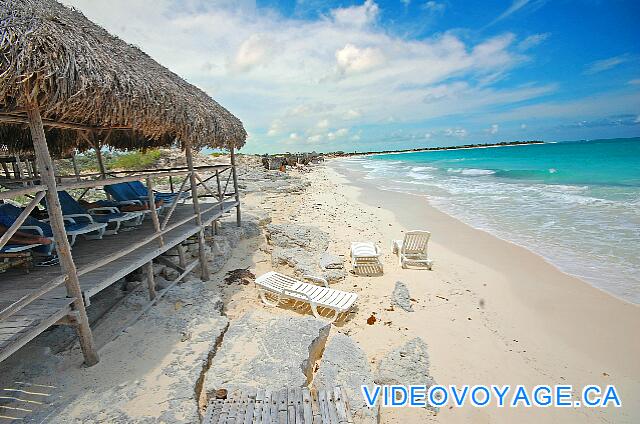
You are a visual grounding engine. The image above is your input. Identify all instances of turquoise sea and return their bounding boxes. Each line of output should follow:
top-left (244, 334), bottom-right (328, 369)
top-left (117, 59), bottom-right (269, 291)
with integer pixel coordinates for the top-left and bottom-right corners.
top-left (339, 137), bottom-right (640, 304)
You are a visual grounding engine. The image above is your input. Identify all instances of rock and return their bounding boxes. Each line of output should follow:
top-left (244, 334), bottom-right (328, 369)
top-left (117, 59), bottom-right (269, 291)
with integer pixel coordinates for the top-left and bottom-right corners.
top-left (319, 252), bottom-right (343, 269)
top-left (155, 276), bottom-right (172, 290)
top-left (162, 267), bottom-right (180, 281)
top-left (376, 337), bottom-right (435, 388)
top-left (266, 224), bottom-right (330, 252)
top-left (124, 280), bottom-right (142, 291)
top-left (393, 281), bottom-right (413, 312)
top-left (204, 311), bottom-right (330, 398)
top-left (314, 333), bottom-right (377, 423)
top-left (152, 263), bottom-right (165, 276)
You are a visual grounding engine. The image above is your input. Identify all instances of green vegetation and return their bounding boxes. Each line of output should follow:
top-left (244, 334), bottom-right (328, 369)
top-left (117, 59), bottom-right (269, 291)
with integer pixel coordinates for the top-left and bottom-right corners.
top-left (109, 150), bottom-right (162, 170)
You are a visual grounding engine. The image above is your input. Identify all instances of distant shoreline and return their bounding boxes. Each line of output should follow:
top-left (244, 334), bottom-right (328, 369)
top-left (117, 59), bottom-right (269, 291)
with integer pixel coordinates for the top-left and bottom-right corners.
top-left (327, 140), bottom-right (544, 157)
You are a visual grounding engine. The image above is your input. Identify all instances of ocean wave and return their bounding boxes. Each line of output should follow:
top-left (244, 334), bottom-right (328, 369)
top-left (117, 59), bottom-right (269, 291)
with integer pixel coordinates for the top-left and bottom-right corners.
top-left (410, 166), bottom-right (437, 172)
top-left (407, 171), bottom-right (434, 180)
top-left (447, 168), bottom-right (496, 176)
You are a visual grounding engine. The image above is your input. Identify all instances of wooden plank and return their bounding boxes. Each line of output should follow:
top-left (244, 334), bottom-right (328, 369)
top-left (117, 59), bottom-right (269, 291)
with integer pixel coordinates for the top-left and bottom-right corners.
top-left (261, 390), bottom-right (272, 424)
top-left (145, 261), bottom-right (156, 300)
top-left (287, 387), bottom-right (296, 424)
top-left (146, 177), bottom-right (163, 246)
top-left (318, 390), bottom-right (330, 424)
top-left (278, 388), bottom-right (288, 424)
top-left (0, 190), bottom-right (46, 250)
top-left (326, 390), bottom-right (339, 424)
top-left (243, 392), bottom-right (256, 424)
top-left (294, 388), bottom-right (304, 424)
top-left (269, 390), bottom-right (279, 424)
top-left (310, 388), bottom-right (321, 424)
top-left (255, 389), bottom-right (265, 424)
top-left (333, 387), bottom-right (348, 424)
top-left (217, 394), bottom-right (231, 424)
top-left (227, 391), bottom-right (240, 424)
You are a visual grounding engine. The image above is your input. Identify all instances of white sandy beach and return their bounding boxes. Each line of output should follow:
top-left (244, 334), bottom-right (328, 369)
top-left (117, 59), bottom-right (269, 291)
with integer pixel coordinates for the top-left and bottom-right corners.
top-left (232, 161), bottom-right (640, 423)
top-left (1, 158), bottom-right (638, 423)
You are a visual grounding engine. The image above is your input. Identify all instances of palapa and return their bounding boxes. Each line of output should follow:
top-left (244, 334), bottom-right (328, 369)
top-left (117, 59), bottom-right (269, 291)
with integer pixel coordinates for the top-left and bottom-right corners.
top-left (0, 0), bottom-right (247, 156)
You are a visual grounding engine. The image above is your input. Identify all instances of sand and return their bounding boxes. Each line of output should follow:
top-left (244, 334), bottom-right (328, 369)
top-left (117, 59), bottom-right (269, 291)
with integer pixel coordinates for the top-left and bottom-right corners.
top-left (230, 161), bottom-right (640, 423)
top-left (1, 158), bottom-right (638, 423)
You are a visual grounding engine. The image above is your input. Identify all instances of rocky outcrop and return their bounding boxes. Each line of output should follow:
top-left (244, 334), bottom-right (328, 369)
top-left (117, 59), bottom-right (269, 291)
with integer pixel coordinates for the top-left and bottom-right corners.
top-left (203, 312), bottom-right (331, 398)
top-left (392, 281), bottom-right (413, 312)
top-left (266, 224), bottom-right (346, 283)
top-left (376, 337), bottom-right (434, 388)
top-left (314, 333), bottom-right (378, 423)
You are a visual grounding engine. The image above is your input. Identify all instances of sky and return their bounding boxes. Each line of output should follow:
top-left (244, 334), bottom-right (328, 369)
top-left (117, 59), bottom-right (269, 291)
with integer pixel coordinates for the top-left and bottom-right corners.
top-left (62, 0), bottom-right (640, 153)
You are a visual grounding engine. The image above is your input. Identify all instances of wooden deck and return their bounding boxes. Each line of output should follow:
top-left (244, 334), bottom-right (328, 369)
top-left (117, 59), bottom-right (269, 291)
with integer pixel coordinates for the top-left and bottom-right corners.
top-left (0, 200), bottom-right (237, 363)
top-left (203, 387), bottom-right (354, 424)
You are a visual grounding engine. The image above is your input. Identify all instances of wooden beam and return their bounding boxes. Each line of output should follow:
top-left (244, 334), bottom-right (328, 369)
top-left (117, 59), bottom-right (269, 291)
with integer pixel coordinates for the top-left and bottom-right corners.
top-left (230, 147), bottom-right (242, 227)
top-left (25, 103), bottom-right (99, 366)
top-left (161, 175), bottom-right (190, 230)
top-left (184, 140), bottom-right (210, 281)
top-left (146, 177), bottom-right (163, 246)
top-left (70, 152), bottom-right (81, 182)
top-left (0, 185), bottom-right (46, 200)
top-left (57, 170), bottom-right (191, 191)
top-left (0, 114), bottom-right (132, 132)
top-left (145, 261), bottom-right (157, 300)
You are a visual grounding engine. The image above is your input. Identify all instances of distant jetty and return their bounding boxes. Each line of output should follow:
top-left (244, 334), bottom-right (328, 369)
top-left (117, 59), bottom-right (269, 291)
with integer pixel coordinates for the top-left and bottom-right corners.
top-left (326, 140), bottom-right (544, 157)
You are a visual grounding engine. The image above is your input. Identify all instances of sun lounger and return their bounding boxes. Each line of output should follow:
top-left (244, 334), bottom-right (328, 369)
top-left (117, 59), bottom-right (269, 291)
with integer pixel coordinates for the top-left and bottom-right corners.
top-left (127, 180), bottom-right (186, 202)
top-left (350, 241), bottom-right (383, 273)
top-left (0, 203), bottom-right (106, 249)
top-left (104, 182), bottom-right (164, 215)
top-left (56, 190), bottom-right (143, 235)
top-left (255, 271), bottom-right (358, 322)
top-left (393, 230), bottom-right (433, 269)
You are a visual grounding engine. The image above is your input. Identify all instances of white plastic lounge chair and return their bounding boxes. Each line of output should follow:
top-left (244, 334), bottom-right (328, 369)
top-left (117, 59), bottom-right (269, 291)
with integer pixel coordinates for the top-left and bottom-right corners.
top-left (255, 271), bottom-right (358, 322)
top-left (393, 230), bottom-right (433, 269)
top-left (350, 241), bottom-right (383, 273)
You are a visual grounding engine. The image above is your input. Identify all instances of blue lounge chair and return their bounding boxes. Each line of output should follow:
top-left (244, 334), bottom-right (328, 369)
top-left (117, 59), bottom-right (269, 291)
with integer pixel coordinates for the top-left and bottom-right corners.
top-left (127, 181), bottom-right (185, 202)
top-left (104, 183), bottom-right (164, 216)
top-left (0, 203), bottom-right (106, 250)
top-left (56, 191), bottom-right (143, 235)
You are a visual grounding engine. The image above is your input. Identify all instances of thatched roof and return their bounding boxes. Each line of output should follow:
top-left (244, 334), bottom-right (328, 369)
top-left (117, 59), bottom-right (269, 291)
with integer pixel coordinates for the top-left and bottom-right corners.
top-left (0, 0), bottom-right (247, 155)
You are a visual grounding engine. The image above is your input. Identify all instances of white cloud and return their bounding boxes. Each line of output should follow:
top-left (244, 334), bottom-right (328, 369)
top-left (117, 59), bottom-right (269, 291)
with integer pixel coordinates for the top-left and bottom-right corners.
top-left (267, 119), bottom-right (282, 136)
top-left (289, 132), bottom-right (300, 140)
top-left (335, 44), bottom-right (385, 75)
top-left (331, 0), bottom-right (379, 27)
top-left (584, 55), bottom-right (631, 75)
top-left (229, 34), bottom-right (275, 72)
top-left (628, 79), bottom-right (640, 86)
top-left (316, 119), bottom-right (329, 129)
top-left (517, 33), bottom-right (550, 51)
top-left (520, 123), bottom-right (527, 129)
top-left (423, 1), bottom-right (446, 14)
top-left (488, 123), bottom-right (499, 134)
top-left (444, 128), bottom-right (467, 137)
top-left (490, 0), bottom-right (547, 25)
top-left (61, 0), bottom-right (557, 152)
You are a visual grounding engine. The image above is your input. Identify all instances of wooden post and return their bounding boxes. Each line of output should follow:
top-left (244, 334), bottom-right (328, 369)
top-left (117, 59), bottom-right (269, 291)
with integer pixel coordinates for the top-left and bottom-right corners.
top-left (145, 261), bottom-right (157, 300)
top-left (94, 143), bottom-right (106, 179)
top-left (169, 175), bottom-right (174, 193)
top-left (25, 103), bottom-right (99, 366)
top-left (71, 152), bottom-right (81, 182)
top-left (14, 155), bottom-right (26, 187)
top-left (146, 177), bottom-right (163, 246)
top-left (230, 147), bottom-right (241, 227)
top-left (215, 169), bottom-right (223, 209)
top-left (176, 244), bottom-right (187, 269)
top-left (184, 141), bottom-right (210, 281)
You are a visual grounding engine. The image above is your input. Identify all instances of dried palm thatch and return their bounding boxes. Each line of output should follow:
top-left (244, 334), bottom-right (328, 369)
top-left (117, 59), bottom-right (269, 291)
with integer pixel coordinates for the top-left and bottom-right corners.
top-left (0, 0), bottom-right (247, 156)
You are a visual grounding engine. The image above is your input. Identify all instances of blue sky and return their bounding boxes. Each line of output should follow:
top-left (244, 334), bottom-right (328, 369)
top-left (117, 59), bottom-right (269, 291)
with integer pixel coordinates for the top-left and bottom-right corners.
top-left (64, 0), bottom-right (640, 153)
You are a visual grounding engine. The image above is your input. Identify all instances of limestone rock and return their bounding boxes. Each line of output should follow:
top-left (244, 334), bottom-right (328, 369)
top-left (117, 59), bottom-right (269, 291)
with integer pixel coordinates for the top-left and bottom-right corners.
top-left (266, 224), bottom-right (330, 252)
top-left (314, 333), bottom-right (377, 423)
top-left (392, 281), bottom-right (413, 312)
top-left (204, 311), bottom-right (330, 398)
top-left (376, 337), bottom-right (434, 388)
